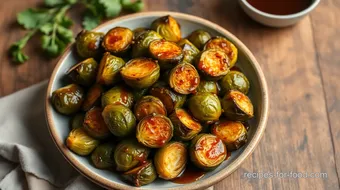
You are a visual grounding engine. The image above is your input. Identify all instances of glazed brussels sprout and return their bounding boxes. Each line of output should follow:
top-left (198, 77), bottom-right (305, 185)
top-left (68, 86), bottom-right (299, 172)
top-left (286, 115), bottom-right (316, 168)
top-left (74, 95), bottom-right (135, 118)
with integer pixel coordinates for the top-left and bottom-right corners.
top-left (76, 30), bottom-right (104, 58)
top-left (187, 29), bottom-right (211, 50)
top-left (51, 84), bottom-right (84, 115)
top-left (123, 161), bottom-right (157, 186)
top-left (154, 141), bottom-right (187, 180)
top-left (149, 39), bottom-right (183, 70)
top-left (82, 84), bottom-right (104, 111)
top-left (91, 143), bottom-right (116, 169)
top-left (136, 114), bottom-right (173, 148)
top-left (120, 58), bottom-right (160, 89)
top-left (66, 128), bottom-right (99, 156)
top-left (102, 105), bottom-right (136, 137)
top-left (204, 36), bottom-right (238, 68)
top-left (195, 49), bottom-right (230, 80)
top-left (67, 58), bottom-right (98, 87)
top-left (102, 27), bottom-right (133, 55)
top-left (114, 139), bottom-right (150, 171)
top-left (150, 82), bottom-right (187, 114)
top-left (177, 39), bottom-right (200, 64)
top-left (211, 121), bottom-right (247, 151)
top-left (132, 30), bottom-right (163, 58)
top-left (101, 86), bottom-right (134, 108)
top-left (169, 108), bottom-right (202, 141)
top-left (169, 63), bottom-right (200, 94)
top-left (151, 15), bottom-right (181, 42)
top-left (134, 96), bottom-right (167, 121)
top-left (133, 27), bottom-right (148, 39)
top-left (219, 70), bottom-right (250, 95)
top-left (189, 134), bottom-right (226, 170)
top-left (132, 88), bottom-right (149, 102)
top-left (83, 107), bottom-right (111, 139)
top-left (221, 90), bottom-right (254, 121)
top-left (70, 113), bottom-right (85, 130)
top-left (188, 92), bottom-right (222, 123)
top-left (196, 80), bottom-right (219, 94)
top-left (96, 52), bottom-right (125, 86)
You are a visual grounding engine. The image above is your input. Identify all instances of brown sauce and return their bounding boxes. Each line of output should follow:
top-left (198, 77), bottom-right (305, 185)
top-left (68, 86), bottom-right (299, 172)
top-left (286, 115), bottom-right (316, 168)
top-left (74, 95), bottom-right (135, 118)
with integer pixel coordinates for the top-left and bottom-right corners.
top-left (246, 0), bottom-right (312, 15)
top-left (225, 151), bottom-right (231, 160)
top-left (172, 167), bottom-right (205, 184)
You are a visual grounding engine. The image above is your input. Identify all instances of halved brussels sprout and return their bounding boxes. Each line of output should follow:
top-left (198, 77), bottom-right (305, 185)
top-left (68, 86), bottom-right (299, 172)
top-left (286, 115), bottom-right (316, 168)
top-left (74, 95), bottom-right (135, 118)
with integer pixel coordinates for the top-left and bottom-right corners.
top-left (76, 30), bottom-right (104, 58)
top-left (154, 141), bottom-right (187, 180)
top-left (132, 30), bottom-right (163, 58)
top-left (133, 27), bottom-right (148, 39)
top-left (149, 39), bottom-right (183, 70)
top-left (114, 139), bottom-right (150, 171)
top-left (132, 88), bottom-right (149, 102)
top-left (149, 82), bottom-right (187, 114)
top-left (151, 15), bottom-right (181, 42)
top-left (102, 27), bottom-right (134, 55)
top-left (169, 63), bottom-right (200, 94)
top-left (136, 114), bottom-right (173, 148)
top-left (196, 80), bottom-right (219, 94)
top-left (83, 107), bottom-right (111, 139)
top-left (221, 90), bottom-right (254, 121)
top-left (134, 96), bottom-right (167, 121)
top-left (51, 84), bottom-right (84, 115)
top-left (101, 86), bottom-right (134, 108)
top-left (82, 84), bottom-right (103, 111)
top-left (96, 52), bottom-right (125, 86)
top-left (91, 143), bottom-right (116, 169)
top-left (219, 70), bottom-right (250, 95)
top-left (123, 161), bottom-right (157, 186)
top-left (204, 36), bottom-right (238, 68)
top-left (195, 49), bottom-right (230, 81)
top-left (211, 121), bottom-right (247, 151)
top-left (120, 58), bottom-right (160, 89)
top-left (177, 39), bottom-right (200, 64)
top-left (66, 128), bottom-right (99, 156)
top-left (70, 113), bottom-right (85, 130)
top-left (189, 134), bottom-right (226, 170)
top-left (188, 92), bottom-right (222, 123)
top-left (187, 29), bottom-right (211, 50)
top-left (102, 105), bottom-right (136, 137)
top-left (169, 108), bottom-right (202, 141)
top-left (67, 58), bottom-right (98, 87)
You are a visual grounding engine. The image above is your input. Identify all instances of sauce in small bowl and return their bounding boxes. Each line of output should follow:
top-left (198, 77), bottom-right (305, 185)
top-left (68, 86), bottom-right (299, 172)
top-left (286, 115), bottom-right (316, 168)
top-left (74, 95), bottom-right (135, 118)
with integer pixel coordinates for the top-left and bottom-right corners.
top-left (247, 0), bottom-right (312, 15)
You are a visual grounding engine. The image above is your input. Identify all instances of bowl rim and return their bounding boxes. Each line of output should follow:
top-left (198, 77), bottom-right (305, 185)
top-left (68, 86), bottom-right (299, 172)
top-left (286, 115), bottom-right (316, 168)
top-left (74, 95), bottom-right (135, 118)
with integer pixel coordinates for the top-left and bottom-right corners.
top-left (45, 11), bottom-right (269, 190)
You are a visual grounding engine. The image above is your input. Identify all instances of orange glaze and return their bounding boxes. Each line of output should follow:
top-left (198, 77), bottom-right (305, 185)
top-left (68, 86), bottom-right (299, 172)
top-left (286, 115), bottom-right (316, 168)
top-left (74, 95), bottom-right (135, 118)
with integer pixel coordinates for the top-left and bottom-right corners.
top-left (176, 109), bottom-right (201, 131)
top-left (123, 59), bottom-right (157, 78)
top-left (172, 64), bottom-right (200, 94)
top-left (142, 116), bottom-right (172, 146)
top-left (150, 40), bottom-right (182, 59)
top-left (198, 50), bottom-right (229, 76)
top-left (84, 108), bottom-right (109, 133)
top-left (120, 88), bottom-right (129, 105)
top-left (205, 138), bottom-right (225, 160)
top-left (103, 27), bottom-right (132, 51)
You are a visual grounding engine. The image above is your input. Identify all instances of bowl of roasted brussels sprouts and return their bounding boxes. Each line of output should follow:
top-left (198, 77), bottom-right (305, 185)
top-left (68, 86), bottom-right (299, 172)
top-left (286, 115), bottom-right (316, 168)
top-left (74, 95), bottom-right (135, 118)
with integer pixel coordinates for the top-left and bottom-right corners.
top-left (45, 11), bottom-right (268, 190)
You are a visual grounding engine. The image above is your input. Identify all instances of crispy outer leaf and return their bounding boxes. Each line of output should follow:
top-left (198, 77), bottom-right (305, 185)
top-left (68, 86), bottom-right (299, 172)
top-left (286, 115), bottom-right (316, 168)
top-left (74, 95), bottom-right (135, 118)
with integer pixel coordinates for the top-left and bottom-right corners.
top-left (17, 9), bottom-right (50, 29)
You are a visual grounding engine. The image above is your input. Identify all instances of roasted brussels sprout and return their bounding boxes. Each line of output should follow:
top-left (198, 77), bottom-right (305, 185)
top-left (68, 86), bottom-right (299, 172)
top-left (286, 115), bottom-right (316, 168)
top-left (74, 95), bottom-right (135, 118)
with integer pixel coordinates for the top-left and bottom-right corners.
top-left (150, 82), bottom-right (187, 114)
top-left (211, 121), bottom-right (247, 151)
top-left (66, 128), bottom-right (99, 156)
top-left (102, 27), bottom-right (133, 55)
top-left (132, 88), bottom-right (149, 102)
top-left (123, 161), bottom-right (157, 186)
top-left (76, 30), bottom-right (104, 58)
top-left (136, 114), bottom-right (173, 148)
top-left (151, 15), bottom-right (181, 42)
top-left (82, 84), bottom-right (104, 111)
top-left (96, 52), bottom-right (125, 86)
top-left (195, 49), bottom-right (230, 81)
top-left (188, 92), bottom-right (222, 123)
top-left (67, 58), bottom-right (98, 87)
top-left (133, 27), bottom-right (148, 39)
top-left (204, 36), bottom-right (238, 68)
top-left (177, 39), bottom-right (200, 64)
top-left (219, 70), bottom-right (250, 95)
top-left (91, 143), bottom-right (116, 169)
top-left (187, 29), bottom-right (211, 50)
top-left (134, 96), bottom-right (167, 121)
top-left (70, 113), bottom-right (85, 129)
top-left (83, 107), bottom-right (111, 139)
top-left (196, 80), bottom-right (219, 94)
top-left (114, 139), bottom-right (150, 171)
top-left (221, 90), bottom-right (254, 121)
top-left (169, 63), bottom-right (200, 94)
top-left (189, 134), bottom-right (226, 170)
top-left (101, 86), bottom-right (134, 108)
top-left (102, 105), bottom-right (136, 137)
top-left (169, 108), bottom-right (202, 141)
top-left (120, 58), bottom-right (160, 89)
top-left (51, 84), bottom-right (84, 115)
top-left (154, 141), bottom-right (187, 180)
top-left (132, 30), bottom-right (162, 58)
top-left (149, 39), bottom-right (183, 70)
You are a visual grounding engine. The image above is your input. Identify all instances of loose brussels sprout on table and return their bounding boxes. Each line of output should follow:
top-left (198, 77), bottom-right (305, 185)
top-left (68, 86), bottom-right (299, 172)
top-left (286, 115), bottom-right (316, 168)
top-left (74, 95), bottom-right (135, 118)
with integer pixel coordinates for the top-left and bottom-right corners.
top-left (76, 30), bottom-right (104, 58)
top-left (102, 27), bottom-right (134, 55)
top-left (188, 92), bottom-right (222, 123)
top-left (67, 58), bottom-right (98, 87)
top-left (96, 52), bottom-right (125, 86)
top-left (170, 108), bottom-right (202, 141)
top-left (219, 70), bottom-right (250, 95)
top-left (66, 128), bottom-right (99, 156)
top-left (212, 121), bottom-right (247, 151)
top-left (123, 161), bottom-right (157, 186)
top-left (149, 39), bottom-right (183, 70)
top-left (91, 143), bottom-right (116, 169)
top-left (134, 96), bottom-right (167, 121)
top-left (187, 29), bottom-right (211, 50)
top-left (169, 63), bottom-right (200, 94)
top-left (221, 90), bottom-right (254, 121)
top-left (83, 107), bottom-right (111, 139)
top-left (101, 86), bottom-right (134, 108)
top-left (151, 15), bottom-right (181, 42)
top-left (51, 84), bottom-right (84, 115)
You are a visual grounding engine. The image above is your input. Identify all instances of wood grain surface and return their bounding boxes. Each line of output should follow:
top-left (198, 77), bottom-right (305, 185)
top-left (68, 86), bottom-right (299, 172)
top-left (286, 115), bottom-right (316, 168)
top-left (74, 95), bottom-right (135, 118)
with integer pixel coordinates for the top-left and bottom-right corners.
top-left (0, 0), bottom-right (339, 189)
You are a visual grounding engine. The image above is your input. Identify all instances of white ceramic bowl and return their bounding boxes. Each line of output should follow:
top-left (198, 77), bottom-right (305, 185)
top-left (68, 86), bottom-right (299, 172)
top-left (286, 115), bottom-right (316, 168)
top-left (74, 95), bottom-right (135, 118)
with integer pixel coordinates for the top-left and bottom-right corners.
top-left (239, 0), bottom-right (320, 27)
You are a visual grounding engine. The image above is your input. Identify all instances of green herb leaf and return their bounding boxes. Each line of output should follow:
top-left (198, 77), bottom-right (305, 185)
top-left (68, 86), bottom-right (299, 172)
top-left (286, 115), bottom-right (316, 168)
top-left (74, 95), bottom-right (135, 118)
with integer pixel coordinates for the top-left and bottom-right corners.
top-left (99, 0), bottom-right (121, 17)
top-left (57, 25), bottom-right (74, 43)
top-left (60, 16), bottom-right (73, 28)
top-left (82, 12), bottom-right (101, 30)
top-left (40, 23), bottom-right (54, 34)
top-left (17, 9), bottom-right (50, 29)
top-left (9, 31), bottom-right (36, 63)
top-left (121, 0), bottom-right (144, 12)
top-left (44, 0), bottom-right (64, 7)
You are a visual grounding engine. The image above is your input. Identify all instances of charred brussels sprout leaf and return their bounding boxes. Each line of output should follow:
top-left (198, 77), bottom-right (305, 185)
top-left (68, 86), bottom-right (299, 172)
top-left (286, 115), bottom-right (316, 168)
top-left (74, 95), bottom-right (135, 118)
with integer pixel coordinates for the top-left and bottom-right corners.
top-left (132, 88), bottom-right (149, 102)
top-left (91, 143), bottom-right (116, 169)
top-left (123, 161), bottom-right (157, 186)
top-left (177, 39), bottom-right (200, 64)
top-left (134, 96), bottom-right (167, 121)
top-left (67, 58), bottom-right (98, 87)
top-left (76, 30), bottom-right (104, 58)
top-left (170, 108), bottom-right (202, 141)
top-left (188, 92), bottom-right (222, 123)
top-left (149, 39), bottom-right (183, 70)
top-left (151, 15), bottom-right (181, 42)
top-left (70, 113), bottom-right (85, 130)
top-left (51, 84), bottom-right (84, 115)
top-left (96, 52), bottom-right (125, 86)
top-left (66, 128), bottom-right (99, 156)
top-left (132, 30), bottom-right (162, 58)
top-left (212, 121), bottom-right (247, 151)
top-left (83, 107), bottom-right (111, 139)
top-left (219, 70), bottom-right (250, 95)
top-left (187, 29), bottom-right (211, 50)
top-left (133, 27), bottom-right (148, 39)
top-left (169, 63), bottom-right (200, 94)
top-left (102, 27), bottom-right (133, 55)
top-left (221, 90), bottom-right (254, 121)
top-left (101, 86), bottom-right (134, 108)
top-left (196, 80), bottom-right (219, 94)
top-left (82, 84), bottom-right (104, 111)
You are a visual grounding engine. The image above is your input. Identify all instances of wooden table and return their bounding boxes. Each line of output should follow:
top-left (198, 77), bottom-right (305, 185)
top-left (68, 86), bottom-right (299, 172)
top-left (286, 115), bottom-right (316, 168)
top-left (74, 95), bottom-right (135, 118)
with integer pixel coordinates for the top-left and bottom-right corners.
top-left (1, 0), bottom-right (339, 189)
